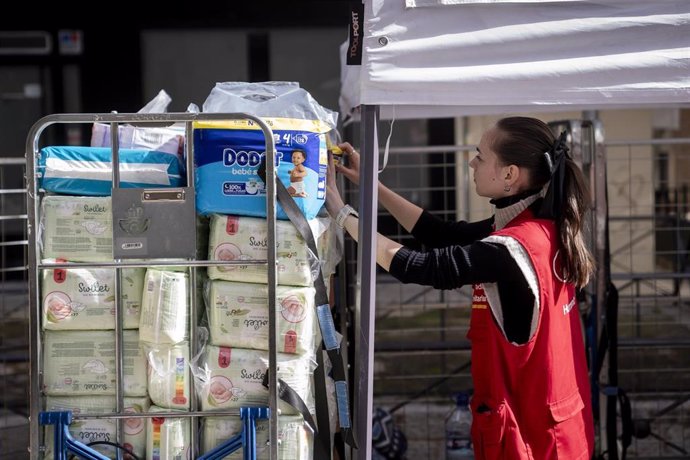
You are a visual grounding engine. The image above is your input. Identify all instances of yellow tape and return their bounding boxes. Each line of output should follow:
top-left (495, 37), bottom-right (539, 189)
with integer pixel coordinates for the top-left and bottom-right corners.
top-left (193, 117), bottom-right (332, 133)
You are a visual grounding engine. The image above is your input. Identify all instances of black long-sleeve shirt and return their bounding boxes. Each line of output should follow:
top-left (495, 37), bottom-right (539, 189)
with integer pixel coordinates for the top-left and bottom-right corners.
top-left (389, 209), bottom-right (537, 344)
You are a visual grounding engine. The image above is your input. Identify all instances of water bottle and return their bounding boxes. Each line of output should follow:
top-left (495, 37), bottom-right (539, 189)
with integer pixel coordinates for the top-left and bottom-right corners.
top-left (445, 392), bottom-right (473, 459)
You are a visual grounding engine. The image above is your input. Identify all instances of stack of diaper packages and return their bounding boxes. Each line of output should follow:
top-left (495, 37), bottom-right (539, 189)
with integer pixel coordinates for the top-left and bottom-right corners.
top-left (189, 82), bottom-right (345, 457)
top-left (138, 266), bottom-right (193, 459)
top-left (35, 106), bottom-right (196, 458)
top-left (39, 195), bottom-right (149, 459)
top-left (192, 213), bottom-right (336, 459)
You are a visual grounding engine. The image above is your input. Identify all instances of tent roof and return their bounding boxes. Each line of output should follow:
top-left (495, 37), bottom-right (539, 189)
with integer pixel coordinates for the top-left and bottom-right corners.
top-left (339, 0), bottom-right (690, 120)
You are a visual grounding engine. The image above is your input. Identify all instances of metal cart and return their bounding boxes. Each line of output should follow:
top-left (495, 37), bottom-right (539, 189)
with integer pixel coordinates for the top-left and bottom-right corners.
top-left (25, 113), bottom-right (282, 459)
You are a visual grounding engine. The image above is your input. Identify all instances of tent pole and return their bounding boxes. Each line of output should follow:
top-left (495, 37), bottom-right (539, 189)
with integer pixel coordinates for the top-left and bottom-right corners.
top-left (355, 104), bottom-right (380, 460)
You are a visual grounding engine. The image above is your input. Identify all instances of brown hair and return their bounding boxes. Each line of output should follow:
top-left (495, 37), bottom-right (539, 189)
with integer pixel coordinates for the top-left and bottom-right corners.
top-left (493, 116), bottom-right (594, 288)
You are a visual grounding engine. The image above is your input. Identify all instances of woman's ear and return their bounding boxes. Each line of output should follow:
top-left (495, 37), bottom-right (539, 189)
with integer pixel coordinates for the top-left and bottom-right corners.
top-left (503, 164), bottom-right (520, 187)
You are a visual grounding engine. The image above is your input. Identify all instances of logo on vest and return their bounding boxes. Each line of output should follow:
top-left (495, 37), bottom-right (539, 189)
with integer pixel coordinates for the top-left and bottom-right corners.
top-left (563, 297), bottom-right (576, 315)
top-left (472, 284), bottom-right (489, 309)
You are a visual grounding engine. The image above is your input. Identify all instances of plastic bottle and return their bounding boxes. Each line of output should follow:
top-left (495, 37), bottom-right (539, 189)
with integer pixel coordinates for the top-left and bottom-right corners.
top-left (445, 392), bottom-right (473, 459)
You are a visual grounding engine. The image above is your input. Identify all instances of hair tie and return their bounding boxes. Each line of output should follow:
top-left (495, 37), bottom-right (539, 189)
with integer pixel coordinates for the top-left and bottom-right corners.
top-left (538, 131), bottom-right (569, 220)
top-left (543, 150), bottom-right (554, 173)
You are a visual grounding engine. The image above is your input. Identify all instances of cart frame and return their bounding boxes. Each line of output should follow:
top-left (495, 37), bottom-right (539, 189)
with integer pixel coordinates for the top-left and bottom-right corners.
top-left (25, 112), bottom-right (281, 459)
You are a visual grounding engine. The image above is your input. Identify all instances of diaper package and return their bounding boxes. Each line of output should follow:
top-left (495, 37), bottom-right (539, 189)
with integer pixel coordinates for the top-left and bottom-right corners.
top-left (42, 330), bottom-right (147, 396)
top-left (40, 196), bottom-right (113, 262)
top-left (41, 265), bottom-right (145, 330)
top-left (197, 346), bottom-right (315, 415)
top-left (202, 415), bottom-right (312, 460)
top-left (193, 118), bottom-right (329, 220)
top-left (139, 269), bottom-right (189, 345)
top-left (146, 406), bottom-right (191, 460)
top-left (207, 214), bottom-right (327, 287)
top-left (144, 342), bottom-right (191, 410)
top-left (38, 146), bottom-right (184, 196)
top-left (44, 396), bottom-right (149, 459)
top-left (197, 82), bottom-right (338, 220)
top-left (91, 123), bottom-right (183, 157)
top-left (206, 280), bottom-right (317, 355)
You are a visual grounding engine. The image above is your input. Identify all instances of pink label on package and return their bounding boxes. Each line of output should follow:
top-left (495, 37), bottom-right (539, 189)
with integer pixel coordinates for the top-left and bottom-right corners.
top-left (218, 347), bottom-right (232, 368)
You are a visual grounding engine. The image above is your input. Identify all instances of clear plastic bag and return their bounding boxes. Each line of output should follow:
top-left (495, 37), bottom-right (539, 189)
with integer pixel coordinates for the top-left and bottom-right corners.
top-left (90, 89), bottom-right (184, 157)
top-left (202, 81), bottom-right (338, 128)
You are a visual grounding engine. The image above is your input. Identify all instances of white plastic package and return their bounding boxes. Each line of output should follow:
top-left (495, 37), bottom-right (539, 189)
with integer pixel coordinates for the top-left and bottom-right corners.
top-left (207, 214), bottom-right (328, 287)
top-left (38, 146), bottom-right (184, 196)
top-left (146, 406), bottom-right (191, 460)
top-left (195, 346), bottom-right (315, 415)
top-left (42, 330), bottom-right (147, 396)
top-left (144, 342), bottom-right (191, 411)
top-left (202, 415), bottom-right (312, 460)
top-left (91, 124), bottom-right (182, 157)
top-left (41, 264), bottom-right (145, 330)
top-left (139, 269), bottom-right (189, 345)
top-left (206, 280), bottom-right (317, 355)
top-left (202, 82), bottom-right (337, 128)
top-left (40, 196), bottom-right (113, 262)
top-left (90, 89), bottom-right (184, 158)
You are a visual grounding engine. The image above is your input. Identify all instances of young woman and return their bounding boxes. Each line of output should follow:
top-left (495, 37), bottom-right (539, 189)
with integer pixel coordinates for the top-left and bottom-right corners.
top-left (326, 117), bottom-right (595, 459)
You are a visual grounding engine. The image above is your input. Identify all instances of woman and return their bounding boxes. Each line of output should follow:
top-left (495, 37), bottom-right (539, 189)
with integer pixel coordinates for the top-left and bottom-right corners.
top-left (326, 117), bottom-right (595, 459)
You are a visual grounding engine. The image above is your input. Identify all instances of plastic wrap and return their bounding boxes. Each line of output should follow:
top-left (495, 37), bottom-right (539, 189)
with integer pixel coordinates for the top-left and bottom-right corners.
top-left (41, 263), bottom-right (145, 330)
top-left (202, 82), bottom-right (337, 127)
top-left (207, 214), bottom-right (327, 287)
top-left (316, 216), bottom-right (343, 293)
top-left (146, 406), bottom-right (191, 460)
top-left (42, 330), bottom-right (147, 396)
top-left (193, 346), bottom-right (315, 415)
top-left (202, 415), bottom-right (312, 459)
top-left (39, 196), bottom-right (113, 262)
top-left (38, 146), bottom-right (184, 196)
top-left (206, 280), bottom-right (317, 355)
top-left (144, 342), bottom-right (191, 410)
top-left (90, 89), bottom-right (184, 159)
top-left (139, 269), bottom-right (189, 344)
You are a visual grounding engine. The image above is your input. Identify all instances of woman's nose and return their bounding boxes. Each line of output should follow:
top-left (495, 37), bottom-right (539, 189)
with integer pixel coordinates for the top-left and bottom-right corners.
top-left (469, 157), bottom-right (477, 169)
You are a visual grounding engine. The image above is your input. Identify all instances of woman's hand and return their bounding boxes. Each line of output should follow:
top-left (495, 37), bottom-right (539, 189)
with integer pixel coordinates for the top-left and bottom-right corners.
top-left (336, 142), bottom-right (361, 185)
top-left (326, 151), bottom-right (346, 218)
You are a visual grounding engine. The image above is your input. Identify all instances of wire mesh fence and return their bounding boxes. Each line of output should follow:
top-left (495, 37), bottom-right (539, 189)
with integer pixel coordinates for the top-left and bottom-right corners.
top-left (0, 157), bottom-right (29, 460)
top-left (606, 138), bottom-right (690, 458)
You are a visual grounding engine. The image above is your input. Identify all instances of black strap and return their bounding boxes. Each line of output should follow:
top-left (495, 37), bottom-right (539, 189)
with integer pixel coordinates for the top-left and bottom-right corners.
top-left (313, 344), bottom-right (334, 460)
top-left (261, 372), bottom-right (317, 433)
top-left (260, 361), bottom-right (331, 459)
top-left (258, 159), bottom-right (357, 457)
top-left (618, 388), bottom-right (633, 460)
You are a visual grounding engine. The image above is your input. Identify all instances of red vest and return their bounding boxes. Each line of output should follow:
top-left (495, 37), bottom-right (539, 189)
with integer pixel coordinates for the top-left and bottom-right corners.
top-left (468, 209), bottom-right (594, 459)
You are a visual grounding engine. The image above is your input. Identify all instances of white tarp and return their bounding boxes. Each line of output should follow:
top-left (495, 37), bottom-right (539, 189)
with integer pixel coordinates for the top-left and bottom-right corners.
top-left (340, 0), bottom-right (690, 119)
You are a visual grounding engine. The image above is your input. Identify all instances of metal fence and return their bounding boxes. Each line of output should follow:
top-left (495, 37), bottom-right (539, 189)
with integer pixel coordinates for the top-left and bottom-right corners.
top-left (0, 157), bottom-right (29, 460)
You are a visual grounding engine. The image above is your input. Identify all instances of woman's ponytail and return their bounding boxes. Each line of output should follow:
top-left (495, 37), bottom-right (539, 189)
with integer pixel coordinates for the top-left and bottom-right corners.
top-left (558, 158), bottom-right (595, 288)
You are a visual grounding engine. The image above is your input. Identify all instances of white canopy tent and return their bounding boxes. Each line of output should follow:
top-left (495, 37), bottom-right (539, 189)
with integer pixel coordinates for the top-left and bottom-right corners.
top-left (340, 1), bottom-right (689, 459)
top-left (340, 0), bottom-right (690, 121)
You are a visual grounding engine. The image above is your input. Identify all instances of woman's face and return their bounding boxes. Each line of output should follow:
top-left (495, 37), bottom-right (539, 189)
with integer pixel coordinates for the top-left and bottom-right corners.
top-left (469, 127), bottom-right (510, 199)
